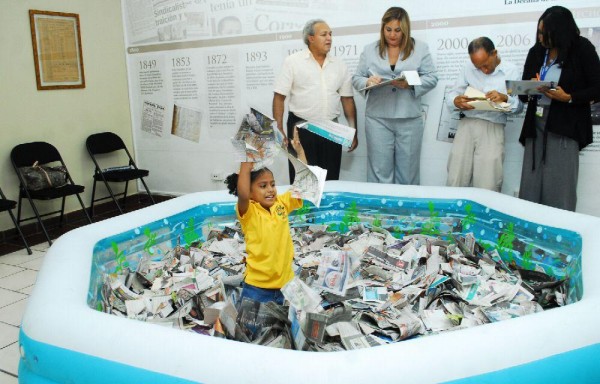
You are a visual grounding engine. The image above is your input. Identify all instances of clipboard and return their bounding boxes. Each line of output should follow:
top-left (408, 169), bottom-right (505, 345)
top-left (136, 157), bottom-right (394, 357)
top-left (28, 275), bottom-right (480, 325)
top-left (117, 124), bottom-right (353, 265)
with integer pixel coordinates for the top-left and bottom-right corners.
top-left (360, 70), bottom-right (421, 91)
top-left (506, 80), bottom-right (555, 96)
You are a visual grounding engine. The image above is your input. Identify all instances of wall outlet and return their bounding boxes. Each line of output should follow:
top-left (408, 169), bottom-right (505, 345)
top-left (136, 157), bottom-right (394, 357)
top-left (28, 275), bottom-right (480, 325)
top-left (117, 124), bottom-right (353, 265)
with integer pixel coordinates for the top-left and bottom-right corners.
top-left (211, 171), bottom-right (224, 182)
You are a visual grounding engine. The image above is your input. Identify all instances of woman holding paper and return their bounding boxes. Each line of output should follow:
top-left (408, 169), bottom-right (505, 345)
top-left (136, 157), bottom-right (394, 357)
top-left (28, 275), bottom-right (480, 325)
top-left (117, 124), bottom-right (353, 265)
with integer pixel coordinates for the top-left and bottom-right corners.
top-left (518, 6), bottom-right (600, 211)
top-left (352, 7), bottom-right (438, 185)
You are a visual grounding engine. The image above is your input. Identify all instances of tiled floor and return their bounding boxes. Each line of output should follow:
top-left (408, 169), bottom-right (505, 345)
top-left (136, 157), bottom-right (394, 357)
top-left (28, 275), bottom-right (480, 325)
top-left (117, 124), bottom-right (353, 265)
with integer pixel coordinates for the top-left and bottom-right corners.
top-left (0, 244), bottom-right (48, 383)
top-left (0, 194), bottom-right (173, 382)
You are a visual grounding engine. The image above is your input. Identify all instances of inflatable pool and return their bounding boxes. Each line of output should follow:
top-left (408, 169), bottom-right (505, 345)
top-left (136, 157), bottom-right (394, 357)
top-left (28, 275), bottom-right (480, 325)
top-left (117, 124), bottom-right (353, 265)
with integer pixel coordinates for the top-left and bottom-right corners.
top-left (18, 181), bottom-right (600, 383)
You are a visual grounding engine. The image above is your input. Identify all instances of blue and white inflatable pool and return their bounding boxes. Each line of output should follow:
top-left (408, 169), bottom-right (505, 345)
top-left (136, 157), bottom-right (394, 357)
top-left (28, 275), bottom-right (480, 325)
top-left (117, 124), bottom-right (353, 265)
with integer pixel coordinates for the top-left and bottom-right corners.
top-left (18, 182), bottom-right (600, 383)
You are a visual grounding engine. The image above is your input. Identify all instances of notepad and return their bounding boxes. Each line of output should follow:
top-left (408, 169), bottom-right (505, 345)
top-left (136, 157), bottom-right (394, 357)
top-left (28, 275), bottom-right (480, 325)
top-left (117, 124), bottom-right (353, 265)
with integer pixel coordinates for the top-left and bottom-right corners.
top-left (359, 70), bottom-right (422, 91)
top-left (506, 80), bottom-right (555, 96)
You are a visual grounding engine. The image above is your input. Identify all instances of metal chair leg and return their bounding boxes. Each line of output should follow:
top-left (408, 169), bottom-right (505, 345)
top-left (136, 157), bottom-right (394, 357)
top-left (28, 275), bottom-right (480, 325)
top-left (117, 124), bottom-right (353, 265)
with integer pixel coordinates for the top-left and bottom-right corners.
top-left (140, 178), bottom-right (156, 204)
top-left (7, 209), bottom-right (31, 255)
top-left (89, 179), bottom-right (97, 218)
top-left (26, 198), bottom-right (53, 246)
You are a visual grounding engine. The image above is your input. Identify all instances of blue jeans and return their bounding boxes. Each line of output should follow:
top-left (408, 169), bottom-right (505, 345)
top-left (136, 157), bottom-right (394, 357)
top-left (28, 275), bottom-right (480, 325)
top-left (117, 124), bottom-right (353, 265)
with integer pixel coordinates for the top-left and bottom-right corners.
top-left (240, 282), bottom-right (285, 305)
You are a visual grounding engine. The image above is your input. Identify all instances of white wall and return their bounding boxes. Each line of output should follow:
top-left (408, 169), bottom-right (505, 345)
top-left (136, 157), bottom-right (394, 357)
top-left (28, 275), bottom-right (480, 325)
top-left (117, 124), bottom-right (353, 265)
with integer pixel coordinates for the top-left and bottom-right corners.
top-left (2, 1), bottom-right (600, 236)
top-left (121, 0), bottom-right (600, 216)
top-left (0, 0), bottom-right (135, 231)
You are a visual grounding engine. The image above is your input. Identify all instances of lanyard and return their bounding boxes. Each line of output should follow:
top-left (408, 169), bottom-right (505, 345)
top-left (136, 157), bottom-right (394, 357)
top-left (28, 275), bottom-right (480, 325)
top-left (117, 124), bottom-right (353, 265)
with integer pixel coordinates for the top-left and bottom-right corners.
top-left (539, 49), bottom-right (556, 81)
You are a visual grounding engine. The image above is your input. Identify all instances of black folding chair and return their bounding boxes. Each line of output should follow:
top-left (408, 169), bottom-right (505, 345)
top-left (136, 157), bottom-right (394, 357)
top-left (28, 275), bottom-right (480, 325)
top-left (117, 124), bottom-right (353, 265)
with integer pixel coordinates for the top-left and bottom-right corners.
top-left (86, 132), bottom-right (155, 217)
top-left (10, 142), bottom-right (92, 246)
top-left (0, 187), bottom-right (32, 255)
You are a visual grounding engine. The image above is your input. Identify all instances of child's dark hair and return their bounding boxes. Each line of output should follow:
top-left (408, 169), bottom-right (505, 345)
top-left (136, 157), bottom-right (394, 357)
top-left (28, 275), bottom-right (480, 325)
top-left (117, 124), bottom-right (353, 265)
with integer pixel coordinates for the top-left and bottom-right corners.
top-left (224, 167), bottom-right (272, 196)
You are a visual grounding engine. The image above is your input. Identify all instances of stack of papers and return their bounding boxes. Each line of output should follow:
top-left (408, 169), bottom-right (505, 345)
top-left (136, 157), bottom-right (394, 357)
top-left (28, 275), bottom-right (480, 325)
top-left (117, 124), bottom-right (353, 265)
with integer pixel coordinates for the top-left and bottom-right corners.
top-left (465, 86), bottom-right (511, 112)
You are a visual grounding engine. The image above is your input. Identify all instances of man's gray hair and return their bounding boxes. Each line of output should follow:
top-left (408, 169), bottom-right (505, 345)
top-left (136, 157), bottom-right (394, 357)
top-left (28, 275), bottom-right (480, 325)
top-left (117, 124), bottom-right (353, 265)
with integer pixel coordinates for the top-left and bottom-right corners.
top-left (303, 19), bottom-right (327, 46)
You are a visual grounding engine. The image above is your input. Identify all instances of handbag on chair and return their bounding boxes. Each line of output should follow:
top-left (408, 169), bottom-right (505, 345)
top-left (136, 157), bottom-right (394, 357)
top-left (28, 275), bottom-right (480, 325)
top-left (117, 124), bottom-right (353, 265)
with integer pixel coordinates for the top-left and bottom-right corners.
top-left (19, 161), bottom-right (68, 191)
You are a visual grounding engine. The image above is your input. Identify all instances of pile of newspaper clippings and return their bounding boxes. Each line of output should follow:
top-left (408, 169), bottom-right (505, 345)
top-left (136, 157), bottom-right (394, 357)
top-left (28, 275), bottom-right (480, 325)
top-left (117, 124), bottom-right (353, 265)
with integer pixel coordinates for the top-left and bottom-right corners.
top-left (100, 108), bottom-right (565, 350)
top-left (101, 220), bottom-right (567, 351)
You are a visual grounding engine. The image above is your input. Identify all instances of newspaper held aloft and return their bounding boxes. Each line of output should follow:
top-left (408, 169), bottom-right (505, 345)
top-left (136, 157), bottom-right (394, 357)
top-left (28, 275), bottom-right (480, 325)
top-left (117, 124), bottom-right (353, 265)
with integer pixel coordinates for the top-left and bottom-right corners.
top-left (232, 108), bottom-right (284, 168)
top-left (296, 120), bottom-right (355, 148)
top-left (286, 152), bottom-right (326, 207)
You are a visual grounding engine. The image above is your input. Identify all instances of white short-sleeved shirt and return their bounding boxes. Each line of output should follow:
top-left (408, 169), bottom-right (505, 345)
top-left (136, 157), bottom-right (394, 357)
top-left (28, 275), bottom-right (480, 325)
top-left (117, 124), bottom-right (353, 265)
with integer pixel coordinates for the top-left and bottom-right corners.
top-left (273, 49), bottom-right (353, 121)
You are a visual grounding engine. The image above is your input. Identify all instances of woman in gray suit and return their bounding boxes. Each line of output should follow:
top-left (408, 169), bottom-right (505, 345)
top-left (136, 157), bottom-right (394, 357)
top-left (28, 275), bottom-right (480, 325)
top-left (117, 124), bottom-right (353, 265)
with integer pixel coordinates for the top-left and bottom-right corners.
top-left (352, 7), bottom-right (437, 185)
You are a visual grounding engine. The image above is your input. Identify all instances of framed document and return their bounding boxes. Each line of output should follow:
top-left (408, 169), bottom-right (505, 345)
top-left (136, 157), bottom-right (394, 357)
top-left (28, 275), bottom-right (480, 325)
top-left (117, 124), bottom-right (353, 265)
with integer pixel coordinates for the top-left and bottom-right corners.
top-left (29, 10), bottom-right (85, 90)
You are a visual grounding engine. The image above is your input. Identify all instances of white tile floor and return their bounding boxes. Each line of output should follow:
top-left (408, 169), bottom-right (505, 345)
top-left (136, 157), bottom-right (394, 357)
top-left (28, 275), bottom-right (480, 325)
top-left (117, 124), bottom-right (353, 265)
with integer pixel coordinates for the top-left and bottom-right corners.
top-left (0, 244), bottom-right (49, 383)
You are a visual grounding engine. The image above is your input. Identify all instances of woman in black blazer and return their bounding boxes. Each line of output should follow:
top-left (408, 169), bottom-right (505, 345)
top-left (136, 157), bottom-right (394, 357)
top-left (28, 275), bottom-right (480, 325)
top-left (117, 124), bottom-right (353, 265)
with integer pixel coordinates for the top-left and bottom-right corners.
top-left (518, 6), bottom-right (600, 211)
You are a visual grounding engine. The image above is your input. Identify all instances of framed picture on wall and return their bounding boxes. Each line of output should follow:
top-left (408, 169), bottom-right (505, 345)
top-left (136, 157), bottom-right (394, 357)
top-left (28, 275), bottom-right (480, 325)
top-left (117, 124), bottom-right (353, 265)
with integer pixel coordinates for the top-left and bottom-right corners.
top-left (29, 10), bottom-right (85, 90)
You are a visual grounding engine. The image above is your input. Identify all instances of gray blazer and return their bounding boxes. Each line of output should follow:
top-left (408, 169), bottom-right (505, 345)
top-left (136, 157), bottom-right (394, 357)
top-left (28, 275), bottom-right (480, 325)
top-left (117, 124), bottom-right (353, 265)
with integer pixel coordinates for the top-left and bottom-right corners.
top-left (352, 39), bottom-right (438, 119)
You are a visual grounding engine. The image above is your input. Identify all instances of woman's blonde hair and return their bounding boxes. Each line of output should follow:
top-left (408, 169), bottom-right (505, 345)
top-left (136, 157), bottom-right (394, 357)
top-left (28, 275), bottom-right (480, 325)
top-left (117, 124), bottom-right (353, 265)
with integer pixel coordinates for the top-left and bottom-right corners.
top-left (378, 7), bottom-right (414, 60)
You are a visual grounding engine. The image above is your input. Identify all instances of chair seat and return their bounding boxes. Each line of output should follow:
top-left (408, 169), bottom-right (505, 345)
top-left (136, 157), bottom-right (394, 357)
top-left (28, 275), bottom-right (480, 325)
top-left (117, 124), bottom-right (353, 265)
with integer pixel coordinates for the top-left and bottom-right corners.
top-left (26, 184), bottom-right (86, 199)
top-left (0, 198), bottom-right (17, 211)
top-left (86, 131), bottom-right (155, 217)
top-left (94, 168), bottom-right (150, 183)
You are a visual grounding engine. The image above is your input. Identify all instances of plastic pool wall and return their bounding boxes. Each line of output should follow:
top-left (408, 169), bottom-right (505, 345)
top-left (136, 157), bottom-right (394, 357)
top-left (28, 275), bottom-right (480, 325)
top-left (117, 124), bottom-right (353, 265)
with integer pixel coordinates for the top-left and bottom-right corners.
top-left (18, 182), bottom-right (600, 384)
top-left (88, 192), bottom-right (583, 309)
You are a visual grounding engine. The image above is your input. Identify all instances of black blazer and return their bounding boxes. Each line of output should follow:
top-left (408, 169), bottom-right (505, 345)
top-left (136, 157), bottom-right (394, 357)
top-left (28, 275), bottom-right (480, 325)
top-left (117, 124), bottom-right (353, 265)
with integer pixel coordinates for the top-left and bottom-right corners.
top-left (519, 36), bottom-right (600, 149)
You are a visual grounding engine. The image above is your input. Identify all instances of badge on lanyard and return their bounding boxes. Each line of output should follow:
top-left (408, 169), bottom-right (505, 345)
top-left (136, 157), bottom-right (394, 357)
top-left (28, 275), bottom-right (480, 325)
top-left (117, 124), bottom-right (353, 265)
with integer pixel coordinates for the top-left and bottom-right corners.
top-left (536, 106), bottom-right (544, 118)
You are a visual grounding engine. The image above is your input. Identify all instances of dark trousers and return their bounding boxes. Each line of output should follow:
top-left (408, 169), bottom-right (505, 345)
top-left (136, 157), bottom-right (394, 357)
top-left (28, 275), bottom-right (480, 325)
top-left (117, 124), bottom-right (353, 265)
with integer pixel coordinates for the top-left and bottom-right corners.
top-left (287, 112), bottom-right (342, 183)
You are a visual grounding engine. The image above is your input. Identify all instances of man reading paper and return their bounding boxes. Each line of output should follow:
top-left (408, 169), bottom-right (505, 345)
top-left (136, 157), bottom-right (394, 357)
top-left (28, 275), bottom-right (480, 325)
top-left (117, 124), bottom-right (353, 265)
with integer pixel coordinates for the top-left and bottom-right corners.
top-left (446, 37), bottom-right (522, 192)
top-left (273, 19), bottom-right (358, 182)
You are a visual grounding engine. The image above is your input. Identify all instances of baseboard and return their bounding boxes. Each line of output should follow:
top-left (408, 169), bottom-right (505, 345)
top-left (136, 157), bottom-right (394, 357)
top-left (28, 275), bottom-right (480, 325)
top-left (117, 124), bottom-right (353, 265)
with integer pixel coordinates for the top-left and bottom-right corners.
top-left (0, 193), bottom-right (175, 251)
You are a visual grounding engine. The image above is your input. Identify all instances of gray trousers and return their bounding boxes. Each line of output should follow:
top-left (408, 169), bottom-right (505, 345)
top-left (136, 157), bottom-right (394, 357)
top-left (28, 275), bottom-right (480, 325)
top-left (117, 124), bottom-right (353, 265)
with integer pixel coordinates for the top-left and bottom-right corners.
top-left (519, 127), bottom-right (579, 211)
top-left (365, 115), bottom-right (424, 185)
top-left (446, 117), bottom-right (505, 192)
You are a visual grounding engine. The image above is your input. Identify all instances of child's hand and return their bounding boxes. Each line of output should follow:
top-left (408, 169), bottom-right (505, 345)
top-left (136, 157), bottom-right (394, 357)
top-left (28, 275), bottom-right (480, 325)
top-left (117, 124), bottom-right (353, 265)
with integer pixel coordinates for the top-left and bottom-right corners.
top-left (240, 162), bottom-right (254, 171)
top-left (291, 126), bottom-right (308, 163)
top-left (290, 126), bottom-right (303, 152)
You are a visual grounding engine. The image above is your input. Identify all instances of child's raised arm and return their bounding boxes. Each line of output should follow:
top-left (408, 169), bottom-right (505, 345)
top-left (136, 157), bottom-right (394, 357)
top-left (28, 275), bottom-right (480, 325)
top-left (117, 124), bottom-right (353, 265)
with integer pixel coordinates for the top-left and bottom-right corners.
top-left (237, 162), bottom-right (253, 216)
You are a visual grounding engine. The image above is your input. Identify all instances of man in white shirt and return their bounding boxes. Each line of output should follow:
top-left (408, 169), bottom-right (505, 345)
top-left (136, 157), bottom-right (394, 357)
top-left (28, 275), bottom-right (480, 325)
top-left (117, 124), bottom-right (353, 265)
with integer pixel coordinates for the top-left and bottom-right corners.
top-left (446, 36), bottom-right (523, 192)
top-left (273, 19), bottom-right (358, 182)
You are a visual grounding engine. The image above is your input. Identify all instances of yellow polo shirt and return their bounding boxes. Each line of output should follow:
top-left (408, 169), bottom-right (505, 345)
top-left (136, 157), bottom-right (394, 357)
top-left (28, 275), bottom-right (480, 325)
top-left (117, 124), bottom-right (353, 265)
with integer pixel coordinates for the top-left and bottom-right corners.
top-left (237, 191), bottom-right (302, 289)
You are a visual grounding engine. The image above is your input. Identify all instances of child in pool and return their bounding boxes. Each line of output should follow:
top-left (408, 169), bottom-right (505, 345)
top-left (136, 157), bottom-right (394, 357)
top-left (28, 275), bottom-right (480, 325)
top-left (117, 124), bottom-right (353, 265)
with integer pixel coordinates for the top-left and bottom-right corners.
top-left (225, 127), bottom-right (307, 304)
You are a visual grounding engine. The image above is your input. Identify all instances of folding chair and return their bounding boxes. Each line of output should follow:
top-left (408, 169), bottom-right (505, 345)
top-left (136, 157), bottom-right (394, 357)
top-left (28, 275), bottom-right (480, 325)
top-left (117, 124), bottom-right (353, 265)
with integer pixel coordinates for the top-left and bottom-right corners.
top-left (11, 142), bottom-right (92, 246)
top-left (86, 132), bottom-right (155, 217)
top-left (0, 187), bottom-right (32, 255)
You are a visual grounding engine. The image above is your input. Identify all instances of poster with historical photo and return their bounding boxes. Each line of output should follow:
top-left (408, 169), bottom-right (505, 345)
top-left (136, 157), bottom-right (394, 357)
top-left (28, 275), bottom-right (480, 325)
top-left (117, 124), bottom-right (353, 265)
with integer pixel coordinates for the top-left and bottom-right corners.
top-left (171, 104), bottom-right (202, 142)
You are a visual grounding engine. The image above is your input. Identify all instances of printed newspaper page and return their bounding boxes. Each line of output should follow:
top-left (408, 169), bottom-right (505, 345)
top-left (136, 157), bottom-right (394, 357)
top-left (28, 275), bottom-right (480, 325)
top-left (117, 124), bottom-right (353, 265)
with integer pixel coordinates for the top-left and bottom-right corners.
top-left (231, 109), bottom-right (283, 167)
top-left (171, 104), bottom-right (202, 142)
top-left (286, 152), bottom-right (326, 207)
